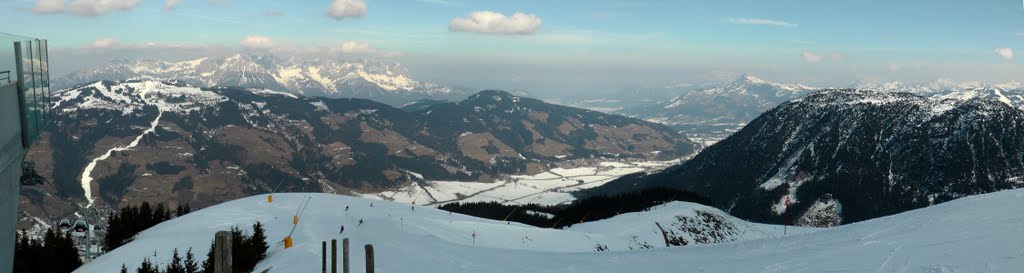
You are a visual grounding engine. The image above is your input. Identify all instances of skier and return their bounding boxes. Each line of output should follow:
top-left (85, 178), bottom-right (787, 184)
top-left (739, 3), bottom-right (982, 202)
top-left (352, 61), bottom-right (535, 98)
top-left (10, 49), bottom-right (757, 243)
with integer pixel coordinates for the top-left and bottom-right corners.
top-left (339, 225), bottom-right (345, 234)
top-left (345, 206), bottom-right (349, 211)
top-left (358, 219), bottom-right (364, 226)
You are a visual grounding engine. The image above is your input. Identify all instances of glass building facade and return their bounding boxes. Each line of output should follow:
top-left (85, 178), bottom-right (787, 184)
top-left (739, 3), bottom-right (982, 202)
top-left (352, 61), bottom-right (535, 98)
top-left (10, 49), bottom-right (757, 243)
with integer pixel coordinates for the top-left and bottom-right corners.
top-left (1, 32), bottom-right (49, 273)
top-left (0, 32), bottom-right (51, 148)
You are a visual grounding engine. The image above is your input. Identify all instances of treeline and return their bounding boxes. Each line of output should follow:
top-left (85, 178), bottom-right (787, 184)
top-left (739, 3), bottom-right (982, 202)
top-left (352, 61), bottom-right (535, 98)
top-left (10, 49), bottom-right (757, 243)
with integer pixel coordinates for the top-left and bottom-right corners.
top-left (129, 248), bottom-right (199, 273)
top-left (125, 222), bottom-right (268, 273)
top-left (13, 228), bottom-right (82, 273)
top-left (106, 202), bottom-right (192, 251)
top-left (439, 187), bottom-right (712, 228)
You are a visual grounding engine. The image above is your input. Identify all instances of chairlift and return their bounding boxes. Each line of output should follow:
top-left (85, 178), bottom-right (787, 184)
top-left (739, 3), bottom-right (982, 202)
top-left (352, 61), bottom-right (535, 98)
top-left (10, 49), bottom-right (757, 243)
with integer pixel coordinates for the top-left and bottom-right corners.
top-left (58, 219), bottom-right (71, 232)
top-left (72, 220), bottom-right (88, 237)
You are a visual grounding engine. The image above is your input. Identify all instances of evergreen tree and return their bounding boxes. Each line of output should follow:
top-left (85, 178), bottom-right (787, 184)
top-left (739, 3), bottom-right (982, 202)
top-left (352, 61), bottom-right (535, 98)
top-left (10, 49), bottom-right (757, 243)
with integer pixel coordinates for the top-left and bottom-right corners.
top-left (13, 231), bottom-right (26, 273)
top-left (184, 248), bottom-right (200, 273)
top-left (249, 222), bottom-right (268, 262)
top-left (121, 264), bottom-right (129, 273)
top-left (166, 249), bottom-right (186, 273)
top-left (137, 258), bottom-right (159, 273)
top-left (56, 231), bottom-right (83, 272)
top-left (201, 240), bottom-right (215, 273)
top-left (139, 202), bottom-right (153, 229)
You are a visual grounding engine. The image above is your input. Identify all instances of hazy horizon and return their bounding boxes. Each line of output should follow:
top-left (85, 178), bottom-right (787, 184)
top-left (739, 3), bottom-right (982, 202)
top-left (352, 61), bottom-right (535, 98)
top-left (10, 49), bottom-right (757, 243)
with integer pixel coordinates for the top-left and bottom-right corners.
top-left (6, 0), bottom-right (1023, 98)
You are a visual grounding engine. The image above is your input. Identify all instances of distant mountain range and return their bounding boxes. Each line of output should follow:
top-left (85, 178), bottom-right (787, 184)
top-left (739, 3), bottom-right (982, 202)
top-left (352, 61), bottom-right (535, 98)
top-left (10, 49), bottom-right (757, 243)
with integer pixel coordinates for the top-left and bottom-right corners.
top-left (53, 54), bottom-right (464, 105)
top-left (569, 75), bottom-right (1024, 146)
top-left (19, 80), bottom-right (696, 229)
top-left (585, 89), bottom-right (1024, 227)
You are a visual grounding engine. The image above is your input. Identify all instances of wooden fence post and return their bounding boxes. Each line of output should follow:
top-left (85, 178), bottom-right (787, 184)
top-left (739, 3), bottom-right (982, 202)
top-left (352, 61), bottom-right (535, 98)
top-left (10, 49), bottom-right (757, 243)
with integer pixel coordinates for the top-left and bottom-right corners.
top-left (343, 238), bottom-right (350, 273)
top-left (331, 239), bottom-right (338, 273)
top-left (322, 241), bottom-right (327, 273)
top-left (214, 231), bottom-right (232, 273)
top-left (364, 244), bottom-right (374, 273)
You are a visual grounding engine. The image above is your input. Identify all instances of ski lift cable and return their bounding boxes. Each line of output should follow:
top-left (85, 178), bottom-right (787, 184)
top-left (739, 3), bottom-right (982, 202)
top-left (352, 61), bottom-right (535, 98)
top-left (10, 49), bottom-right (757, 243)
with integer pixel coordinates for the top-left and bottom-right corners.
top-left (271, 178), bottom-right (288, 193)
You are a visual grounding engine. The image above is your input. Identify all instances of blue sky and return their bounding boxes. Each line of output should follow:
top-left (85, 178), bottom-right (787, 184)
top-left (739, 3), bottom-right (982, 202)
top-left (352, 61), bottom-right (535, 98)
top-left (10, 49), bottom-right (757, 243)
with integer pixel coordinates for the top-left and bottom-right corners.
top-left (3, 0), bottom-right (1023, 95)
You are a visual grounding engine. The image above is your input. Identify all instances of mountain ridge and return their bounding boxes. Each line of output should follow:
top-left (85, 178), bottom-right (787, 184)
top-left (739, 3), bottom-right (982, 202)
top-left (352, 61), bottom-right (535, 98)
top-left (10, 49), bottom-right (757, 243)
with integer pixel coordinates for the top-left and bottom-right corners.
top-left (53, 54), bottom-right (462, 106)
top-left (20, 80), bottom-right (697, 229)
top-left (585, 89), bottom-right (1024, 226)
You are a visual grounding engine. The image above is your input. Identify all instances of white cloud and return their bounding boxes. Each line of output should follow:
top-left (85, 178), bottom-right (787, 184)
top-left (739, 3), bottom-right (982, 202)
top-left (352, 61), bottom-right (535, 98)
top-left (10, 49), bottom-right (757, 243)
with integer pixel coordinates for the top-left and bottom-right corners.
top-left (726, 17), bottom-right (797, 28)
top-left (888, 64), bottom-right (901, 71)
top-left (88, 38), bottom-right (120, 49)
top-left (802, 52), bottom-right (824, 62)
top-left (449, 11), bottom-right (542, 35)
top-left (802, 52), bottom-right (842, 63)
top-left (165, 0), bottom-right (181, 10)
top-left (329, 41), bottom-right (400, 57)
top-left (994, 48), bottom-right (1015, 60)
top-left (337, 41), bottom-right (372, 53)
top-left (326, 0), bottom-right (366, 20)
top-left (67, 0), bottom-right (140, 16)
top-left (33, 0), bottom-right (65, 14)
top-left (239, 35), bottom-right (276, 49)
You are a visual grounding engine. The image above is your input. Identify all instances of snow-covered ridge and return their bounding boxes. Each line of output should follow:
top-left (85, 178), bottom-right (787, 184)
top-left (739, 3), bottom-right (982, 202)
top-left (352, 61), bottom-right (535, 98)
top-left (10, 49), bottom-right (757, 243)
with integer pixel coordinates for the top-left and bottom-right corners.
top-left (74, 188), bottom-right (1024, 272)
top-left (52, 80), bottom-right (319, 116)
top-left (55, 54), bottom-right (456, 99)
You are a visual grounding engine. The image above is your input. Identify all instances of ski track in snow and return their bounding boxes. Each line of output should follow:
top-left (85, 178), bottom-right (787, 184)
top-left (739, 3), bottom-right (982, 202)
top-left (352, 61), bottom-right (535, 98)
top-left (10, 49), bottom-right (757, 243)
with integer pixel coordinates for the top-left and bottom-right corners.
top-left (79, 111), bottom-right (163, 207)
top-left (73, 189), bottom-right (1024, 273)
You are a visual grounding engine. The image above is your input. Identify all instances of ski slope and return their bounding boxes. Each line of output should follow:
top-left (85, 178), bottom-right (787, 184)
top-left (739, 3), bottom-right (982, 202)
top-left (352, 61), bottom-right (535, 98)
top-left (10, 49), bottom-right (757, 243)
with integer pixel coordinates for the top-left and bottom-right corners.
top-left (74, 189), bottom-right (1024, 273)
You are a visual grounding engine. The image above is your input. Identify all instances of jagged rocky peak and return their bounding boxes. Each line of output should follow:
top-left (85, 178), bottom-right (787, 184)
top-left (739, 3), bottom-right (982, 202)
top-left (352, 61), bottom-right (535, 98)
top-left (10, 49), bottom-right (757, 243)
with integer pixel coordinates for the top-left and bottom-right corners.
top-left (53, 54), bottom-right (464, 106)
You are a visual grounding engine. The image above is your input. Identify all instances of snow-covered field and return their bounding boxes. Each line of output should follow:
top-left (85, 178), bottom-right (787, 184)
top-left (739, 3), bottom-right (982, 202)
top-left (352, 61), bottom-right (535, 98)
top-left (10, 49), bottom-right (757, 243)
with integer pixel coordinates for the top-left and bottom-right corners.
top-left (75, 189), bottom-right (1024, 273)
top-left (361, 161), bottom-right (678, 206)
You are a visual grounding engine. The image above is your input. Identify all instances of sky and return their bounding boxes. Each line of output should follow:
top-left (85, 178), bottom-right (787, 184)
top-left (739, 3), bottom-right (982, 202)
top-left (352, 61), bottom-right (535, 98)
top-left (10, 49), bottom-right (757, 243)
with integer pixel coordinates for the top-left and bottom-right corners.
top-left (2, 0), bottom-right (1023, 97)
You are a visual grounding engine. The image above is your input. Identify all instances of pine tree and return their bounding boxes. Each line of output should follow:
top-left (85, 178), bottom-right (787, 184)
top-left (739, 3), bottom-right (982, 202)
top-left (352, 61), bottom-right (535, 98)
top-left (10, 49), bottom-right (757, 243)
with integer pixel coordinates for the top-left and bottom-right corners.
top-left (121, 264), bottom-right (129, 273)
top-left (249, 222), bottom-right (268, 262)
top-left (139, 202), bottom-right (153, 229)
top-left (201, 240), bottom-right (215, 273)
top-left (184, 248), bottom-right (200, 273)
top-left (13, 231), bottom-right (26, 273)
top-left (137, 258), bottom-right (159, 273)
top-left (166, 248), bottom-right (186, 273)
top-left (55, 230), bottom-right (83, 272)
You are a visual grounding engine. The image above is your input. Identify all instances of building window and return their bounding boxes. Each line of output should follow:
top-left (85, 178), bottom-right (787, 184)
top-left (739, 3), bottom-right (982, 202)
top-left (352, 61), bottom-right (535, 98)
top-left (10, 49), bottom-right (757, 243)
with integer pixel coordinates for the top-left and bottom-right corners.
top-left (14, 39), bottom-right (50, 148)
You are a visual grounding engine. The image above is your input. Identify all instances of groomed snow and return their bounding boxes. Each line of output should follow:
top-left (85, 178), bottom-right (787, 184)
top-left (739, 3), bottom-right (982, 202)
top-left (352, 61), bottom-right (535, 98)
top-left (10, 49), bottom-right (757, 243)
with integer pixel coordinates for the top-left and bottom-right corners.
top-left (74, 189), bottom-right (1024, 273)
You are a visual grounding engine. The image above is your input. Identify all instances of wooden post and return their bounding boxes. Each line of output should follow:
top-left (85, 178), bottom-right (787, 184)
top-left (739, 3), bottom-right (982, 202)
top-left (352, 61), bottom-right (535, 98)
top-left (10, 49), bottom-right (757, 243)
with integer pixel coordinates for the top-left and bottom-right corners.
top-left (343, 238), bottom-right (350, 273)
top-left (364, 244), bottom-right (374, 273)
top-left (322, 241), bottom-right (327, 273)
top-left (331, 239), bottom-right (338, 273)
top-left (214, 231), bottom-right (232, 273)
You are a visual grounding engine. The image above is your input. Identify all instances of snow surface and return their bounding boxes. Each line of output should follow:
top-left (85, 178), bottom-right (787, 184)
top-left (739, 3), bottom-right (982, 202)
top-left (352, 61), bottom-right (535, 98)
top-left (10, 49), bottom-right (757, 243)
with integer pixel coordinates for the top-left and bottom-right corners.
top-left (75, 189), bottom-right (1024, 273)
top-left (362, 161), bottom-right (671, 206)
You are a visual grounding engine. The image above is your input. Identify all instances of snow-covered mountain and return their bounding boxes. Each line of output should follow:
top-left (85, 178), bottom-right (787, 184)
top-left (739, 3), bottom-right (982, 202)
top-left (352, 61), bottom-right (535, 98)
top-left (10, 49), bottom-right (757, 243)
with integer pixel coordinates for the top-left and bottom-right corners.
top-left (592, 89), bottom-right (1024, 226)
top-left (53, 54), bottom-right (462, 105)
top-left (20, 80), bottom-right (696, 231)
top-left (613, 74), bottom-right (817, 146)
top-left (602, 75), bottom-right (1024, 147)
top-left (73, 188), bottom-right (1024, 272)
